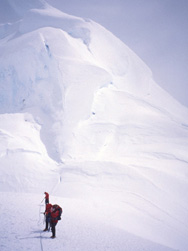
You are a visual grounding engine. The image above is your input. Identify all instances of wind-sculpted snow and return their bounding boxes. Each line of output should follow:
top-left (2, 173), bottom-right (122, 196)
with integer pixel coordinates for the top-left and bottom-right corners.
top-left (0, 19), bottom-right (188, 161)
top-left (0, 0), bottom-right (188, 250)
top-left (0, 113), bottom-right (58, 192)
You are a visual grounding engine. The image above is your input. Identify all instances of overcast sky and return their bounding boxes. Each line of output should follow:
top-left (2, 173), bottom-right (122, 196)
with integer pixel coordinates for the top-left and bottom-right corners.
top-left (45, 0), bottom-right (188, 108)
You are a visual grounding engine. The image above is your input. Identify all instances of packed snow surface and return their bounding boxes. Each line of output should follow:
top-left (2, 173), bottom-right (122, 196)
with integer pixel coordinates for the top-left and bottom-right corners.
top-left (0, 0), bottom-right (188, 250)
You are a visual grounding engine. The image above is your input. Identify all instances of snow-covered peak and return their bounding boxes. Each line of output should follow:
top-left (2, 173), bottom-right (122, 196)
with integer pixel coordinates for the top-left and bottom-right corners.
top-left (0, 0), bottom-right (188, 163)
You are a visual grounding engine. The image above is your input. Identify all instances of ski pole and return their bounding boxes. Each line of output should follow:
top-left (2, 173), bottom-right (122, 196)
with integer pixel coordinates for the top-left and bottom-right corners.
top-left (42, 213), bottom-right (46, 225)
top-left (41, 197), bottom-right (45, 203)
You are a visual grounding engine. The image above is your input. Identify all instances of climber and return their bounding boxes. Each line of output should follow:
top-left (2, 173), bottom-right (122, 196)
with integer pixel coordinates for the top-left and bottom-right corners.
top-left (50, 204), bottom-right (62, 238)
top-left (44, 192), bottom-right (49, 204)
top-left (43, 203), bottom-right (52, 231)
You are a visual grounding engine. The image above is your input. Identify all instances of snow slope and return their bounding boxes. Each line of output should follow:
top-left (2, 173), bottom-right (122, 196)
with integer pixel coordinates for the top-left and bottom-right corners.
top-left (0, 0), bottom-right (188, 250)
top-left (0, 192), bottom-right (175, 251)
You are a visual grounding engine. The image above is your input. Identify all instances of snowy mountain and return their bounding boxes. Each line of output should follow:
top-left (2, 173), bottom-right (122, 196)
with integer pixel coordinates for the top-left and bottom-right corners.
top-left (0, 0), bottom-right (188, 250)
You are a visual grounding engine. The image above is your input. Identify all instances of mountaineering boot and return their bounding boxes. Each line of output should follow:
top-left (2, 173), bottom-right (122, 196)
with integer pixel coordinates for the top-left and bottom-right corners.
top-left (51, 235), bottom-right (56, 238)
top-left (43, 228), bottom-right (47, 231)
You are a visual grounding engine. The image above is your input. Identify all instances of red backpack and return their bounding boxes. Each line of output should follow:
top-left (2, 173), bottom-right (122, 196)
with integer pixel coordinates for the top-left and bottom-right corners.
top-left (52, 204), bottom-right (63, 220)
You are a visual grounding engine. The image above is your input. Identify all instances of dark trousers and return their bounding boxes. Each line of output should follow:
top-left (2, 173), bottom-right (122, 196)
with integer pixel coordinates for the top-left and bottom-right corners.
top-left (51, 222), bottom-right (57, 237)
top-left (45, 215), bottom-right (51, 230)
top-left (45, 220), bottom-right (49, 230)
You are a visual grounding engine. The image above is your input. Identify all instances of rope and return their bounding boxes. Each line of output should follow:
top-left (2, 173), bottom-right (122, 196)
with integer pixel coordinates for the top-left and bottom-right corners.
top-left (38, 203), bottom-right (45, 251)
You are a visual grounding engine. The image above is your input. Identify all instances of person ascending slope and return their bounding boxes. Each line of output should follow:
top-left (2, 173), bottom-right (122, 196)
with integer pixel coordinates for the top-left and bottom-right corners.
top-left (50, 204), bottom-right (63, 238)
top-left (44, 192), bottom-right (49, 204)
top-left (43, 203), bottom-right (52, 231)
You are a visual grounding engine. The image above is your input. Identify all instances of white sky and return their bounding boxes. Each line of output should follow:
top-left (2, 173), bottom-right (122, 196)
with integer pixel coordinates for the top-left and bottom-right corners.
top-left (45, 0), bottom-right (188, 108)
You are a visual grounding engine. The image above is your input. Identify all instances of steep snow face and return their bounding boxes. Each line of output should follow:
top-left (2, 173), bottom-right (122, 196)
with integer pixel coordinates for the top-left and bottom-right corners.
top-left (0, 0), bottom-right (188, 162)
